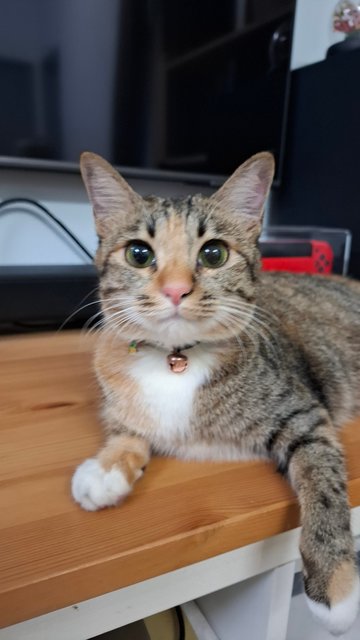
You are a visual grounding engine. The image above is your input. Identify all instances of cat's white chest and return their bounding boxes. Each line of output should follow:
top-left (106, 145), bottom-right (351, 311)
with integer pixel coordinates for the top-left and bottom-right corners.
top-left (127, 345), bottom-right (216, 443)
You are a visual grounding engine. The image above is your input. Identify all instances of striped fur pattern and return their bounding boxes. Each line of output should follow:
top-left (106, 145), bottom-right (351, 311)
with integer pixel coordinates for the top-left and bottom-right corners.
top-left (72, 152), bottom-right (360, 635)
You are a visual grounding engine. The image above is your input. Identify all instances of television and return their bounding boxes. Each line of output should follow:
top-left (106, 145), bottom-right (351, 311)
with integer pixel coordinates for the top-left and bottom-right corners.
top-left (0, 0), bottom-right (295, 183)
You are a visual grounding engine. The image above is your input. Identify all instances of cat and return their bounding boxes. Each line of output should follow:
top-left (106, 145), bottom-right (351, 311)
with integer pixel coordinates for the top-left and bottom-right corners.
top-left (72, 151), bottom-right (360, 635)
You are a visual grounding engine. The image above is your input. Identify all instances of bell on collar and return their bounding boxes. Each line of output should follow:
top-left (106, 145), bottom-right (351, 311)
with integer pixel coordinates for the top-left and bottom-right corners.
top-left (167, 351), bottom-right (188, 373)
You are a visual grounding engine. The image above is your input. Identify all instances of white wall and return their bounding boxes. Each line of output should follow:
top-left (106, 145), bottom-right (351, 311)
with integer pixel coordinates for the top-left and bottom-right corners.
top-left (0, 170), bottom-right (94, 265)
top-left (291, 0), bottom-right (345, 70)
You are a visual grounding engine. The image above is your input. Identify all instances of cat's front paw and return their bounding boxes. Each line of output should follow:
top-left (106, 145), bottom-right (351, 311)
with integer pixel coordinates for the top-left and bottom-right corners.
top-left (71, 458), bottom-right (131, 511)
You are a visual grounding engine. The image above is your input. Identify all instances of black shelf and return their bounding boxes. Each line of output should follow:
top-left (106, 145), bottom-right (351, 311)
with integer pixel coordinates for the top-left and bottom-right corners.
top-left (166, 8), bottom-right (293, 70)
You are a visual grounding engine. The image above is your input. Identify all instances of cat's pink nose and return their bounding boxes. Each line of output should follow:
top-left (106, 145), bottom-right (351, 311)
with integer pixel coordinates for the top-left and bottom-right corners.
top-left (162, 283), bottom-right (192, 306)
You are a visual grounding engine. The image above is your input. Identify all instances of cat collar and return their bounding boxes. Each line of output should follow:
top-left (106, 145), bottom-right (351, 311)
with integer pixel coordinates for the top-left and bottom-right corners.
top-left (128, 340), bottom-right (198, 373)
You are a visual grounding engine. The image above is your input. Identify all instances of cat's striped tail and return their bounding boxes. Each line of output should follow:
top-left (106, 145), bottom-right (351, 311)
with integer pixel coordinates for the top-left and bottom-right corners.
top-left (272, 412), bottom-right (359, 635)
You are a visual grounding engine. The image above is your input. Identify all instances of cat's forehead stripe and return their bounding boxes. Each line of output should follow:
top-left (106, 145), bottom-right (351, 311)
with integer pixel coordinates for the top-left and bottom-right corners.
top-left (144, 197), bottom-right (197, 228)
top-left (146, 216), bottom-right (155, 238)
top-left (198, 217), bottom-right (207, 237)
top-left (186, 195), bottom-right (193, 219)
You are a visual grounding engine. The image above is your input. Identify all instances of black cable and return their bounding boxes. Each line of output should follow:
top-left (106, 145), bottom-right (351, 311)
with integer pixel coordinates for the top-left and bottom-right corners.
top-left (175, 606), bottom-right (186, 640)
top-left (0, 197), bottom-right (94, 262)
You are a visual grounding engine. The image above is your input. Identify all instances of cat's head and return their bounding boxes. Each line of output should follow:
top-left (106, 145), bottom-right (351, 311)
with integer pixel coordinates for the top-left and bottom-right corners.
top-left (80, 152), bottom-right (274, 348)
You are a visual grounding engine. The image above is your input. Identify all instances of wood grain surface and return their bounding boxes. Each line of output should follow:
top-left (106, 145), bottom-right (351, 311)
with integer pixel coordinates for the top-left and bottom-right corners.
top-left (0, 331), bottom-right (360, 628)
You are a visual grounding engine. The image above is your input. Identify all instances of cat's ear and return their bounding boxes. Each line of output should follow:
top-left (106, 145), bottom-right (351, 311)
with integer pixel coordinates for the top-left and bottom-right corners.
top-left (80, 152), bottom-right (142, 237)
top-left (211, 152), bottom-right (275, 222)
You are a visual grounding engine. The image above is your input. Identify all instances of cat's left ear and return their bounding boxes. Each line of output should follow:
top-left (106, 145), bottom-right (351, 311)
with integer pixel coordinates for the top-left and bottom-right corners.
top-left (80, 152), bottom-right (143, 238)
top-left (210, 152), bottom-right (275, 222)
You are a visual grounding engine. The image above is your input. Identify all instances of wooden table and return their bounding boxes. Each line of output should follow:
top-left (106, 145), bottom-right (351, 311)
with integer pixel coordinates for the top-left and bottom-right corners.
top-left (1, 331), bottom-right (360, 639)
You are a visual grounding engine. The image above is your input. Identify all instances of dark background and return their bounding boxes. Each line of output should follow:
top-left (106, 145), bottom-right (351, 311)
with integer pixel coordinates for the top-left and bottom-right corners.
top-left (271, 47), bottom-right (360, 277)
top-left (0, 0), bottom-right (295, 181)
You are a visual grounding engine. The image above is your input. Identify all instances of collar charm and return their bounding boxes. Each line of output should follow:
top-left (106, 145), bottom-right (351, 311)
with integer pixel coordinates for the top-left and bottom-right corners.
top-left (128, 340), bottom-right (139, 354)
top-left (167, 351), bottom-right (188, 373)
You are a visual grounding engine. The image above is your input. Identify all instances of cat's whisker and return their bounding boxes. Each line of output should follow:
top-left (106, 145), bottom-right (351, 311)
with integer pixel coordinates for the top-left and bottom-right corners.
top-left (59, 292), bottom-right (142, 334)
top-left (218, 306), bottom-right (278, 361)
top-left (214, 317), bottom-right (253, 364)
top-left (86, 318), bottom-right (106, 335)
top-left (101, 306), bottom-right (143, 341)
top-left (247, 313), bottom-right (278, 343)
top-left (58, 297), bottom-right (103, 332)
top-left (237, 316), bottom-right (278, 358)
top-left (87, 303), bottom-right (138, 334)
top-left (222, 296), bottom-right (278, 324)
top-left (82, 309), bottom-right (105, 333)
top-left (98, 318), bottom-right (137, 349)
top-left (217, 305), bottom-right (255, 328)
top-left (220, 301), bottom-right (279, 344)
top-left (106, 317), bottom-right (141, 336)
top-left (253, 304), bottom-right (279, 323)
top-left (86, 305), bottom-right (136, 335)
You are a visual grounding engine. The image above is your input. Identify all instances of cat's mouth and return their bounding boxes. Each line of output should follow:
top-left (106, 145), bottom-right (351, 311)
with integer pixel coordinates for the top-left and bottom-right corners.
top-left (157, 306), bottom-right (210, 326)
top-left (159, 308), bottom-right (183, 321)
top-left (156, 313), bottom-right (192, 330)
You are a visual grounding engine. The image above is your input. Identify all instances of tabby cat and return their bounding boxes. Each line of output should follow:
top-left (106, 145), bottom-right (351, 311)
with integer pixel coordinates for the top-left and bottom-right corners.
top-left (72, 151), bottom-right (360, 635)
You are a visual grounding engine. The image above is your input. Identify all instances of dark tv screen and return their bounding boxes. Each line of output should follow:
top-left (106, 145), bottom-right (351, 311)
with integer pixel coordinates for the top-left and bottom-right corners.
top-left (0, 0), bottom-right (295, 180)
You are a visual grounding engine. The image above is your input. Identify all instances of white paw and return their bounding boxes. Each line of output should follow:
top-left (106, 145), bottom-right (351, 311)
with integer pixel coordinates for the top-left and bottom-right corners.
top-left (305, 575), bottom-right (360, 636)
top-left (71, 458), bottom-right (131, 511)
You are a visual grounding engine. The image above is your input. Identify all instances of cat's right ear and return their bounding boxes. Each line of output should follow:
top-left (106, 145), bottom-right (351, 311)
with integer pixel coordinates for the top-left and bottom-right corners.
top-left (80, 152), bottom-right (142, 238)
top-left (210, 152), bottom-right (275, 223)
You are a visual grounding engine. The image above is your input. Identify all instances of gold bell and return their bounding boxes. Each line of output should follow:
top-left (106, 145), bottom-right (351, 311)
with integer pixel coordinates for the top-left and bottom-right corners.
top-left (167, 352), bottom-right (188, 373)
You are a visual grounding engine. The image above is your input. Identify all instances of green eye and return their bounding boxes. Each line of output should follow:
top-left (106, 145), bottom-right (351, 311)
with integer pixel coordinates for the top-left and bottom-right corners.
top-left (125, 241), bottom-right (155, 268)
top-left (198, 240), bottom-right (229, 269)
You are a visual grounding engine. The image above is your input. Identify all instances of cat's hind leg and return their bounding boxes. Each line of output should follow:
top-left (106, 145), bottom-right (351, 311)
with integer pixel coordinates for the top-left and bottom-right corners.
top-left (72, 435), bottom-right (150, 511)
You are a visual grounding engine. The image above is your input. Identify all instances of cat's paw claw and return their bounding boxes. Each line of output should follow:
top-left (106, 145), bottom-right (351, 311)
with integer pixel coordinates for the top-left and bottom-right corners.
top-left (305, 574), bottom-right (360, 636)
top-left (71, 458), bottom-right (131, 511)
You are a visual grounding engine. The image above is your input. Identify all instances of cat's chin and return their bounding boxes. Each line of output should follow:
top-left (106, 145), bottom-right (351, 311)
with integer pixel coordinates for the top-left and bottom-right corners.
top-left (145, 316), bottom-right (202, 349)
top-left (142, 316), bottom-right (239, 351)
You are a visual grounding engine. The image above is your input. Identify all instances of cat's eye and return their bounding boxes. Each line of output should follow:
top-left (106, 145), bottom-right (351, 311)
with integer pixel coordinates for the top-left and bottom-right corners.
top-left (125, 241), bottom-right (155, 268)
top-left (198, 240), bottom-right (229, 269)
